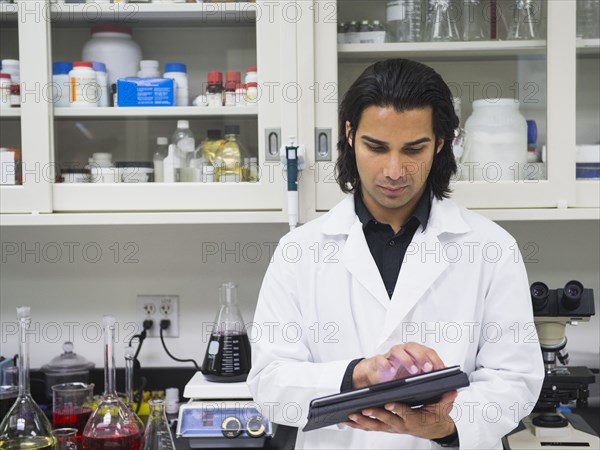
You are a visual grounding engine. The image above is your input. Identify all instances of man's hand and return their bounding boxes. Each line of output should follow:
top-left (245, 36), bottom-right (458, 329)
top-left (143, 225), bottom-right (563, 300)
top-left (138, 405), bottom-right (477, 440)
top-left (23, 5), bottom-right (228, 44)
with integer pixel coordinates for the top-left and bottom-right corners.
top-left (343, 390), bottom-right (458, 440)
top-left (352, 342), bottom-right (446, 389)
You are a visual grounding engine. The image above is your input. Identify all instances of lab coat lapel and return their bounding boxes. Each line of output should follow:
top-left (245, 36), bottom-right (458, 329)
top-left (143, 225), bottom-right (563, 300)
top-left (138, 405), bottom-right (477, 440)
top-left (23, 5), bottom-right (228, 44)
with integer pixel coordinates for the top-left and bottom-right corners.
top-left (341, 220), bottom-right (391, 310)
top-left (378, 198), bottom-right (470, 347)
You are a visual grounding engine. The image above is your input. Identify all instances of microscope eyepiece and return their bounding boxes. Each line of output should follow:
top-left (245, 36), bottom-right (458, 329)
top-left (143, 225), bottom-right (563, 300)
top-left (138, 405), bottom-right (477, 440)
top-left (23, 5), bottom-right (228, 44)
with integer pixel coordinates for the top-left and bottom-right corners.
top-left (530, 282), bottom-right (549, 311)
top-left (561, 280), bottom-right (584, 310)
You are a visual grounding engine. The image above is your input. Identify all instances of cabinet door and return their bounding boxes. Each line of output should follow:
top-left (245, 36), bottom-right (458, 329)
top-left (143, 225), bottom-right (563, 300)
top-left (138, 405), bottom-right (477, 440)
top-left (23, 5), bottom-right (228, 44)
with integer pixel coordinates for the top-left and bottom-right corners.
top-left (575, 0), bottom-right (600, 208)
top-left (0, 1), bottom-right (53, 213)
top-left (305, 0), bottom-right (577, 218)
top-left (48, 1), bottom-right (295, 215)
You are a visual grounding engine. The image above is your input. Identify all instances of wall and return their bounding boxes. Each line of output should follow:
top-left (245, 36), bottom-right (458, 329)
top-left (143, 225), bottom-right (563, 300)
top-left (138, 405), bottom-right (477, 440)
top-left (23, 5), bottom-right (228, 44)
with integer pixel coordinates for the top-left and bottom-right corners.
top-left (1, 219), bottom-right (598, 372)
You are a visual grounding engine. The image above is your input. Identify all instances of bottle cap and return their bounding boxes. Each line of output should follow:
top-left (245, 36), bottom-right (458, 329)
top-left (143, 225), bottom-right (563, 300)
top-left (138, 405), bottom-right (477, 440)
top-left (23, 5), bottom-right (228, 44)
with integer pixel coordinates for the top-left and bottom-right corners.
top-left (224, 124), bottom-right (240, 135)
top-left (235, 83), bottom-right (245, 90)
top-left (91, 25), bottom-right (132, 35)
top-left (224, 81), bottom-right (236, 90)
top-left (165, 63), bottom-right (187, 73)
top-left (92, 61), bottom-right (107, 72)
top-left (207, 129), bottom-right (222, 140)
top-left (246, 67), bottom-right (257, 73)
top-left (73, 61), bottom-right (93, 69)
top-left (0, 73), bottom-right (11, 79)
top-left (177, 120), bottom-right (190, 129)
top-left (1, 59), bottom-right (19, 67)
top-left (207, 71), bottom-right (223, 85)
top-left (165, 387), bottom-right (179, 401)
top-left (52, 62), bottom-right (73, 75)
top-left (225, 71), bottom-right (241, 83)
top-left (526, 120), bottom-right (537, 145)
top-left (157, 136), bottom-right (168, 145)
top-left (247, 82), bottom-right (258, 88)
top-left (140, 60), bottom-right (159, 69)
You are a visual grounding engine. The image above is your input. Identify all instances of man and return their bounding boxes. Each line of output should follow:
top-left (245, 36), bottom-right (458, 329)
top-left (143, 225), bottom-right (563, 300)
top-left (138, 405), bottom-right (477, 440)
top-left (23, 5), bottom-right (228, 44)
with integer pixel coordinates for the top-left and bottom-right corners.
top-left (247, 59), bottom-right (544, 449)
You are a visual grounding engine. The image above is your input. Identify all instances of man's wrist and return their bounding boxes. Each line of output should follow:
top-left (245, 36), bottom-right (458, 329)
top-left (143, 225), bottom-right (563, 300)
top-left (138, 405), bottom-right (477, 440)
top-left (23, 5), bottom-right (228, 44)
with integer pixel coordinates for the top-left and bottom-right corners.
top-left (432, 426), bottom-right (459, 448)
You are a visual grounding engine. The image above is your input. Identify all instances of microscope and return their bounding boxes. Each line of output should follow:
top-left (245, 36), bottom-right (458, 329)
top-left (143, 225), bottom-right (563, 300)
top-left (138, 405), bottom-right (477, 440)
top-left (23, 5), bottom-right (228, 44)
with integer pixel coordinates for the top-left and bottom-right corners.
top-left (505, 280), bottom-right (599, 449)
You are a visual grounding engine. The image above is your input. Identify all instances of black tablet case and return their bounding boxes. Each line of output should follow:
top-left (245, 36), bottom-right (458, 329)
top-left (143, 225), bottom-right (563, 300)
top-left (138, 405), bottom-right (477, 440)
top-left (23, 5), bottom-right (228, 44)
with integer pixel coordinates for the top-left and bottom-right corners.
top-left (303, 370), bottom-right (470, 432)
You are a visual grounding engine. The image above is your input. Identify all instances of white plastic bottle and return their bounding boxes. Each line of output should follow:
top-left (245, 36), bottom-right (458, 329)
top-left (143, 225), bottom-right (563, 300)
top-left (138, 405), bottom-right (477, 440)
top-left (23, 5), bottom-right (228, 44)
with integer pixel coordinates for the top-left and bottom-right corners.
top-left (69, 62), bottom-right (98, 107)
top-left (172, 120), bottom-right (195, 170)
top-left (92, 61), bottom-right (109, 107)
top-left (153, 136), bottom-right (169, 182)
top-left (52, 62), bottom-right (72, 107)
top-left (164, 63), bottom-right (189, 106)
top-left (138, 60), bottom-right (160, 78)
top-left (82, 25), bottom-right (142, 86)
top-left (1, 59), bottom-right (20, 83)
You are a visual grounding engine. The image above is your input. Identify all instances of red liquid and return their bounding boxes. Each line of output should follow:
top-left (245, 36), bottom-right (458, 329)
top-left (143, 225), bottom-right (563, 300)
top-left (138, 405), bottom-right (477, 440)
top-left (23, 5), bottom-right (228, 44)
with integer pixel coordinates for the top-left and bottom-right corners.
top-left (53, 407), bottom-right (93, 447)
top-left (81, 433), bottom-right (142, 450)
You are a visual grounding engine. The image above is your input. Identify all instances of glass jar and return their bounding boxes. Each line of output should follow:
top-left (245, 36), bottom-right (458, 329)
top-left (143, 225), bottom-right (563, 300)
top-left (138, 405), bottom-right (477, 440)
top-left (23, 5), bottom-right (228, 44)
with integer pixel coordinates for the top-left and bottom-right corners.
top-left (462, 99), bottom-right (528, 181)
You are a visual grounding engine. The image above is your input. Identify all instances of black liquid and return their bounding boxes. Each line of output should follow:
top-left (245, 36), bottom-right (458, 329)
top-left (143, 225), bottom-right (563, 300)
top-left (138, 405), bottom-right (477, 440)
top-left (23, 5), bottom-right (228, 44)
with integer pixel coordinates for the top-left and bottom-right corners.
top-left (202, 333), bottom-right (251, 382)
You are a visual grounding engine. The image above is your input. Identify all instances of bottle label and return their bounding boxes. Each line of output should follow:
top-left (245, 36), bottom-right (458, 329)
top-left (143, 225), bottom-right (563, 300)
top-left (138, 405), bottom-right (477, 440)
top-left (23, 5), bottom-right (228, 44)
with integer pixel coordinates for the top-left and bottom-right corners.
top-left (177, 137), bottom-right (195, 153)
top-left (71, 76), bottom-right (99, 105)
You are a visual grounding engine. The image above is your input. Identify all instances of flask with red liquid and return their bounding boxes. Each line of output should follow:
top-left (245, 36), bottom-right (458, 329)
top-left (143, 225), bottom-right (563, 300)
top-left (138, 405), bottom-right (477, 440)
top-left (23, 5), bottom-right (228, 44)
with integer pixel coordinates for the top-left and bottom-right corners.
top-left (82, 316), bottom-right (142, 450)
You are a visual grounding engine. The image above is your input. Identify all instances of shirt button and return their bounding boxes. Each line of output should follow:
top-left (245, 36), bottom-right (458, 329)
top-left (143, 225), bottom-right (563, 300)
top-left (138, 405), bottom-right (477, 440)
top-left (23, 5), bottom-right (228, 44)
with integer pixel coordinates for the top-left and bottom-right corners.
top-left (389, 240), bottom-right (396, 246)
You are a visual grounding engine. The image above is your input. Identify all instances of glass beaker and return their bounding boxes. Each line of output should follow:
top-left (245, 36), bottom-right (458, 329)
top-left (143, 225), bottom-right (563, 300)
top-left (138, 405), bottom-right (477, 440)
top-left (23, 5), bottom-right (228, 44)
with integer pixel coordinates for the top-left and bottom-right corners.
top-left (202, 282), bottom-right (252, 382)
top-left (462, 0), bottom-right (489, 40)
top-left (52, 428), bottom-right (78, 450)
top-left (142, 400), bottom-right (175, 450)
top-left (507, 0), bottom-right (540, 40)
top-left (0, 307), bottom-right (56, 449)
top-left (81, 316), bottom-right (142, 450)
top-left (425, 0), bottom-right (461, 41)
top-left (52, 382), bottom-right (94, 447)
top-left (0, 367), bottom-right (18, 423)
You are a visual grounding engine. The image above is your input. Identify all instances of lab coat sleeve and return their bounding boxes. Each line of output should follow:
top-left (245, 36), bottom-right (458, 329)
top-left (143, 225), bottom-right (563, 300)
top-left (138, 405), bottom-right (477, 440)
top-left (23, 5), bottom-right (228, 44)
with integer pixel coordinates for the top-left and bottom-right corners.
top-left (247, 238), bottom-right (353, 429)
top-left (452, 240), bottom-right (545, 449)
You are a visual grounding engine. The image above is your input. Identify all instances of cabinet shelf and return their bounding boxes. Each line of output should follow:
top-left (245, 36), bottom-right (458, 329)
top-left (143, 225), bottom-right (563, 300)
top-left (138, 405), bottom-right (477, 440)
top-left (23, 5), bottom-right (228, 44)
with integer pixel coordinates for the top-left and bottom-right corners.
top-left (338, 40), bottom-right (548, 62)
top-left (53, 106), bottom-right (258, 118)
top-left (0, 108), bottom-right (20, 118)
top-left (576, 38), bottom-right (600, 56)
top-left (49, 2), bottom-right (256, 26)
top-left (0, 2), bottom-right (18, 23)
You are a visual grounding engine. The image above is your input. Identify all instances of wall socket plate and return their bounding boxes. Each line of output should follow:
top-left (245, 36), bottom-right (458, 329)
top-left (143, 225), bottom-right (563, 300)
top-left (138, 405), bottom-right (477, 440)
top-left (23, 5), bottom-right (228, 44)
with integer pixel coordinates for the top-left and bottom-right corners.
top-left (136, 295), bottom-right (179, 338)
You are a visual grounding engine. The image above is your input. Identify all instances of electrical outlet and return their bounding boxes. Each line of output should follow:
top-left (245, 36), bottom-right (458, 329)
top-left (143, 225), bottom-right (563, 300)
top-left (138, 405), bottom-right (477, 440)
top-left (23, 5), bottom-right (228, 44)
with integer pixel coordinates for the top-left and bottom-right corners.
top-left (136, 295), bottom-right (179, 337)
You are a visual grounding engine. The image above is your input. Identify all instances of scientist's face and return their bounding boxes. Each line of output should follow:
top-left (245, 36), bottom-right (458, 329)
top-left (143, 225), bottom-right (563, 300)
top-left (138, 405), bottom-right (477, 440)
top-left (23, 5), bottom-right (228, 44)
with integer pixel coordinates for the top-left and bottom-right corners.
top-left (347, 106), bottom-right (443, 224)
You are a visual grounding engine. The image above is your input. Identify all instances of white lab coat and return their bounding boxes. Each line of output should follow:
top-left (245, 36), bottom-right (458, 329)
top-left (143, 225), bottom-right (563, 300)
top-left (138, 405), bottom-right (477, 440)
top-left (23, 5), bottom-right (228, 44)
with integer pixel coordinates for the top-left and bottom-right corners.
top-left (247, 195), bottom-right (544, 449)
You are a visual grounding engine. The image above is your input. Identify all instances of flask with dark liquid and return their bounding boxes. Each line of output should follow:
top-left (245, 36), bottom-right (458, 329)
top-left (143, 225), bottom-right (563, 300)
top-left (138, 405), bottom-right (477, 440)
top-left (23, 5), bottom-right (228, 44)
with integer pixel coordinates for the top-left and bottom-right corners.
top-left (202, 282), bottom-right (251, 382)
top-left (0, 307), bottom-right (56, 449)
top-left (81, 316), bottom-right (142, 450)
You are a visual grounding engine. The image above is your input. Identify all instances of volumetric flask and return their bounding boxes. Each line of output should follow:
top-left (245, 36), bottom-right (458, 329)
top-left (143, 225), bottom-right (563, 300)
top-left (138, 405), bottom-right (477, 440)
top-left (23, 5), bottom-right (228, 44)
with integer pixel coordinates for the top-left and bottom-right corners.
top-left (81, 316), bottom-right (142, 450)
top-left (202, 282), bottom-right (252, 382)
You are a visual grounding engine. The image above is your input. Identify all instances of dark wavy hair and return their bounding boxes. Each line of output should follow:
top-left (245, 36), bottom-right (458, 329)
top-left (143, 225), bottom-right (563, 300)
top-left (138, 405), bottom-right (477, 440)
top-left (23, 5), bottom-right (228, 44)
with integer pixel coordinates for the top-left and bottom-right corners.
top-left (336, 58), bottom-right (458, 200)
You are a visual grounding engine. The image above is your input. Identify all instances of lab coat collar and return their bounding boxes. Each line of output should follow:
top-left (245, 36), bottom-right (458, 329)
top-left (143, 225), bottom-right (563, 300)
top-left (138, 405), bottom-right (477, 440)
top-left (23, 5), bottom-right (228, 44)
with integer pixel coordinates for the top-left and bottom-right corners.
top-left (321, 193), bottom-right (472, 344)
top-left (320, 193), bottom-right (471, 238)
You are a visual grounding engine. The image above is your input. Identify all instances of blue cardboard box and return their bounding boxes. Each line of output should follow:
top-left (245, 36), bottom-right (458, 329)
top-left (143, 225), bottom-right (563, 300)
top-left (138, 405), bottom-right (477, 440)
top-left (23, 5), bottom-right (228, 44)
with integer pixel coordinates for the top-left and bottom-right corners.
top-left (117, 78), bottom-right (175, 107)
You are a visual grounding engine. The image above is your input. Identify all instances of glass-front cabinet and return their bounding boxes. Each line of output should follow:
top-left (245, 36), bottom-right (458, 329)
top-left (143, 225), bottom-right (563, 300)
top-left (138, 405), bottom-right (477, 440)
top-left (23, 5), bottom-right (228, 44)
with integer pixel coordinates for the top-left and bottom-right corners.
top-left (576, 0), bottom-right (600, 207)
top-left (1, 0), bottom-right (297, 219)
top-left (303, 0), bottom-right (589, 218)
top-left (0, 1), bottom-right (53, 213)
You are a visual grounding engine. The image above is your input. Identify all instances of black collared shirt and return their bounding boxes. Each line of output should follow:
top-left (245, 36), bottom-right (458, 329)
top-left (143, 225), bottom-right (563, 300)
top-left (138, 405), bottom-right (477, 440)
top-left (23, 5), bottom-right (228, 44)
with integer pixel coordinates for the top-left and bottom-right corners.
top-left (354, 185), bottom-right (431, 299)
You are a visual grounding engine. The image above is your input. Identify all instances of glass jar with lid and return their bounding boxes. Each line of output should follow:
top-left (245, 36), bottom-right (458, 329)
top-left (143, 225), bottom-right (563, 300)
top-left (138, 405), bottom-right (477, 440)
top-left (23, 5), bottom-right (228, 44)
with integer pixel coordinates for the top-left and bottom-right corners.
top-left (40, 341), bottom-right (95, 400)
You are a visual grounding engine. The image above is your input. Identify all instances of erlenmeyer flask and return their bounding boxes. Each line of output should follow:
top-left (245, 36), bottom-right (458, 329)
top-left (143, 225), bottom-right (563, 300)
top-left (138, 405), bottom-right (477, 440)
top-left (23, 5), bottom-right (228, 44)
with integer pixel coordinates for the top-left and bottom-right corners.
top-left (425, 0), bottom-right (461, 41)
top-left (81, 316), bottom-right (142, 450)
top-left (142, 400), bottom-right (175, 450)
top-left (463, 0), bottom-right (489, 40)
top-left (0, 307), bottom-right (56, 449)
top-left (123, 345), bottom-right (144, 434)
top-left (202, 282), bottom-right (252, 382)
top-left (508, 0), bottom-right (540, 40)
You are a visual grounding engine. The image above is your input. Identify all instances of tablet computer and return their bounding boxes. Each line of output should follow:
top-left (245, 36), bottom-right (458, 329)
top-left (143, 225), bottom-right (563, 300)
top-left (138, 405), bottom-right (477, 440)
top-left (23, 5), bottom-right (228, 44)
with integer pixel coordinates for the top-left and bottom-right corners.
top-left (303, 365), bottom-right (469, 432)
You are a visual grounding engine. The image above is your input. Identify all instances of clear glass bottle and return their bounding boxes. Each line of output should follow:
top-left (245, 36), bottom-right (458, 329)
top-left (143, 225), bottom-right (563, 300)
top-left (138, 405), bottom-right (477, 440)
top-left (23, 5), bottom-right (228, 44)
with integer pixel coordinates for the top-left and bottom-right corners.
top-left (0, 307), bottom-right (56, 450)
top-left (202, 283), bottom-right (252, 383)
top-left (153, 137), bottom-right (169, 183)
top-left (82, 316), bottom-right (142, 450)
top-left (214, 125), bottom-right (242, 183)
top-left (142, 400), bottom-right (175, 450)
top-left (123, 346), bottom-right (144, 434)
top-left (172, 120), bottom-right (195, 170)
